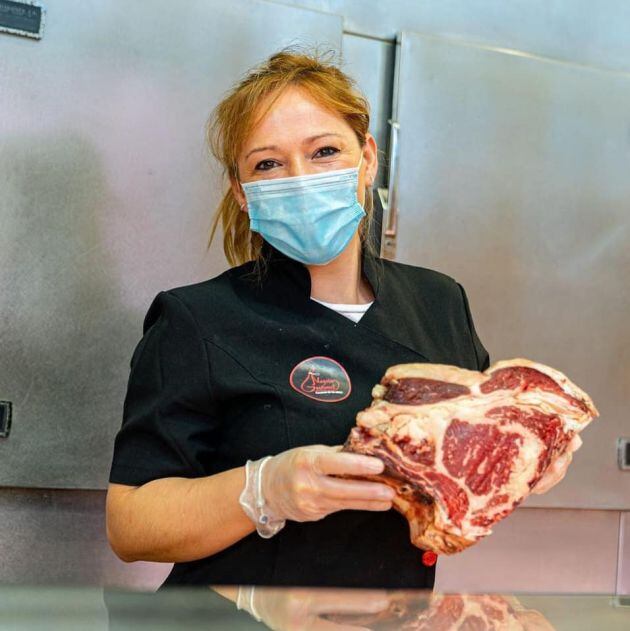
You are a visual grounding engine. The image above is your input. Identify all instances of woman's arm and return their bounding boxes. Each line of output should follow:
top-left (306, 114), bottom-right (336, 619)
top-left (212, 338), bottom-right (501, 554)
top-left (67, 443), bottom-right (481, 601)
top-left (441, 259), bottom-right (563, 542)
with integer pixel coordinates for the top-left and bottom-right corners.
top-left (106, 445), bottom-right (394, 563)
top-left (108, 291), bottom-right (251, 563)
top-left (106, 466), bottom-right (254, 563)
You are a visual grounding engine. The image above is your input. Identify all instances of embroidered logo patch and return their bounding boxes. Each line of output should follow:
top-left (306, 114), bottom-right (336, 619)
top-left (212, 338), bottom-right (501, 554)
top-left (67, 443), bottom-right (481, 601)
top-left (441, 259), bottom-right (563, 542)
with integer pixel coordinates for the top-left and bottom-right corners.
top-left (289, 356), bottom-right (351, 403)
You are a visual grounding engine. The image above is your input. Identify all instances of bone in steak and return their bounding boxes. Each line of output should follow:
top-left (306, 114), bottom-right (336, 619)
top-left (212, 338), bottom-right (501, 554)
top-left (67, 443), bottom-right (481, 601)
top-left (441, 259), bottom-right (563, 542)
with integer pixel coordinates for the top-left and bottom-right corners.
top-left (342, 358), bottom-right (598, 554)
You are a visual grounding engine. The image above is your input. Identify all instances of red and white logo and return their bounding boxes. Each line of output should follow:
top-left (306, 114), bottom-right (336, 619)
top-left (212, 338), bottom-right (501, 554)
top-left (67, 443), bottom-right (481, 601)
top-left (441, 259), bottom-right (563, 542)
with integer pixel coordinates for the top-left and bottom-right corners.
top-left (289, 356), bottom-right (351, 403)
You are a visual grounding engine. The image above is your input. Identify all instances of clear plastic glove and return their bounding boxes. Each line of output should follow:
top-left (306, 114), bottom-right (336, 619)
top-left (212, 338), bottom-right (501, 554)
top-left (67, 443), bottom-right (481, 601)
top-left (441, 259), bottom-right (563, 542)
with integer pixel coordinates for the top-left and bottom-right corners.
top-left (260, 444), bottom-right (395, 523)
top-left (531, 433), bottom-right (583, 495)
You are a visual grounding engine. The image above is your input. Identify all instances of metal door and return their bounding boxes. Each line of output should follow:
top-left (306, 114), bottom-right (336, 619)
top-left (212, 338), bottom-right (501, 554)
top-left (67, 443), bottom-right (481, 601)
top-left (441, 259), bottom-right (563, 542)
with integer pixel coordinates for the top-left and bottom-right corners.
top-left (0, 0), bottom-right (342, 489)
top-left (387, 31), bottom-right (630, 509)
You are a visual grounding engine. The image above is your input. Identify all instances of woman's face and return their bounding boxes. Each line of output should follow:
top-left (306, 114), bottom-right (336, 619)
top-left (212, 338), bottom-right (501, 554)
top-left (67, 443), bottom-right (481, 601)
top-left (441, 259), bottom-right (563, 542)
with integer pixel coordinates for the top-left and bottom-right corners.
top-left (231, 85), bottom-right (378, 212)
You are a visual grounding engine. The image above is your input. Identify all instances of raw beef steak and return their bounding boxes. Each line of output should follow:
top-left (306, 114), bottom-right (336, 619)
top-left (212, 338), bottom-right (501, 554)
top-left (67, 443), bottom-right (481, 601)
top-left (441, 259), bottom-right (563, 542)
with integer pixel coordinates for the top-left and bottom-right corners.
top-left (342, 358), bottom-right (598, 554)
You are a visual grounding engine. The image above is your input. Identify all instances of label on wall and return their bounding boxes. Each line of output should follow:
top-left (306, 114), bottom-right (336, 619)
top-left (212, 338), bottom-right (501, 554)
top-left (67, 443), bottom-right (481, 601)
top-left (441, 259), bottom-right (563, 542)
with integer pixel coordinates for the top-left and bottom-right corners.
top-left (0, 0), bottom-right (44, 39)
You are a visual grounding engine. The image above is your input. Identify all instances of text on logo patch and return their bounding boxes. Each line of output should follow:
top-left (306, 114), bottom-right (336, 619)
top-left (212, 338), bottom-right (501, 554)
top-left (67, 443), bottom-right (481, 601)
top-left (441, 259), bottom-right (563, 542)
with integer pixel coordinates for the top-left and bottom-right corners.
top-left (289, 356), bottom-right (351, 403)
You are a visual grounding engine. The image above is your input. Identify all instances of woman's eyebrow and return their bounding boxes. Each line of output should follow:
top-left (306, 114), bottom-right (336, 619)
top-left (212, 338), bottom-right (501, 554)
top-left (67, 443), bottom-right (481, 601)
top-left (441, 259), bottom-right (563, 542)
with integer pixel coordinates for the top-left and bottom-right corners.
top-left (245, 132), bottom-right (343, 159)
top-left (304, 132), bottom-right (343, 143)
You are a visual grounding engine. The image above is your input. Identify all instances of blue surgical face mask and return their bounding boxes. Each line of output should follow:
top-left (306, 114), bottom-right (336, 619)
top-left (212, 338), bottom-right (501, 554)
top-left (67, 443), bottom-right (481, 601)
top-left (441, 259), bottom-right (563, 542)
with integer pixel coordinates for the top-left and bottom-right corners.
top-left (240, 154), bottom-right (366, 265)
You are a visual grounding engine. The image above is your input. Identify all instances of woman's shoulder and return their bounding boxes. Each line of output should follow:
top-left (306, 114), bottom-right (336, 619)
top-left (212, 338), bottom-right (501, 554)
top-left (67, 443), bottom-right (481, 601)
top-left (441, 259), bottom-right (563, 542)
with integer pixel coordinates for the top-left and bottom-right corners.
top-left (379, 256), bottom-right (463, 297)
top-left (379, 257), bottom-right (487, 370)
top-left (141, 261), bottom-right (254, 334)
top-left (165, 263), bottom-right (247, 303)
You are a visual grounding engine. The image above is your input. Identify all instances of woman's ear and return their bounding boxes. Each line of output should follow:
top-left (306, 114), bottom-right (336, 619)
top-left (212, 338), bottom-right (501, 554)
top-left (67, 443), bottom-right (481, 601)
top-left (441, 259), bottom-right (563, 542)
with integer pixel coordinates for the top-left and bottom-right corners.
top-left (363, 132), bottom-right (378, 187)
top-left (229, 174), bottom-right (248, 213)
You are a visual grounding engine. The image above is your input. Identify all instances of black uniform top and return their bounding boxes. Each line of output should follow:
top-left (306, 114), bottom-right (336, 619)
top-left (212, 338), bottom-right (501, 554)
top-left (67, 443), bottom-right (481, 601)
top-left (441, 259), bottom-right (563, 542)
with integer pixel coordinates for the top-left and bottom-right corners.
top-left (108, 240), bottom-right (490, 589)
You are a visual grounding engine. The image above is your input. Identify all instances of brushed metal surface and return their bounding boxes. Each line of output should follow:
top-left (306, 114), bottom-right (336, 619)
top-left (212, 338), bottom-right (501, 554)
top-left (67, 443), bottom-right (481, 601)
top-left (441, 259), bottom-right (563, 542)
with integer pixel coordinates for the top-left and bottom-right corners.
top-left (434, 507), bottom-right (621, 594)
top-left (341, 33), bottom-right (395, 189)
top-left (0, 0), bottom-right (342, 489)
top-left (392, 31), bottom-right (630, 510)
top-left (287, 0), bottom-right (630, 72)
top-left (0, 486), bottom-right (623, 595)
top-left (0, 488), bottom-right (170, 588)
top-left (618, 512), bottom-right (630, 595)
top-left (0, 587), bottom-right (627, 629)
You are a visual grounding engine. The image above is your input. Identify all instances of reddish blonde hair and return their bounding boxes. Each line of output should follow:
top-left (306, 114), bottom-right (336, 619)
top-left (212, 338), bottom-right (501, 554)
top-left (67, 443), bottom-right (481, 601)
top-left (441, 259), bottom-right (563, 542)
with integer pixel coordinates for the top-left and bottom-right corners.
top-left (205, 45), bottom-right (379, 267)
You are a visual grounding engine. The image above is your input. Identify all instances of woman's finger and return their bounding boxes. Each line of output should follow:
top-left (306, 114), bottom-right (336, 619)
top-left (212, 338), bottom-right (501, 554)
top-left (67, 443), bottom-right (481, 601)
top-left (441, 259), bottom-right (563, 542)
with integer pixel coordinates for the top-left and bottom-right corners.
top-left (331, 499), bottom-right (393, 512)
top-left (312, 450), bottom-right (385, 477)
top-left (318, 475), bottom-right (395, 501)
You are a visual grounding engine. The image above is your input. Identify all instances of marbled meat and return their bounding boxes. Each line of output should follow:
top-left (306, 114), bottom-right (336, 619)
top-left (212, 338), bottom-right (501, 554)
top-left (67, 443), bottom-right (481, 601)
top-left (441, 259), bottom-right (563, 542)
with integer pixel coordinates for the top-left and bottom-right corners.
top-left (342, 358), bottom-right (599, 554)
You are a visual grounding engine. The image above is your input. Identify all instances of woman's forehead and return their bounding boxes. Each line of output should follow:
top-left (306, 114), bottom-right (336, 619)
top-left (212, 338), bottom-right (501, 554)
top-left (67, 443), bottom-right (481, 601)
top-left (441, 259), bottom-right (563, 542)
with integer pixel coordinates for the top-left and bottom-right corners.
top-left (244, 86), bottom-right (353, 147)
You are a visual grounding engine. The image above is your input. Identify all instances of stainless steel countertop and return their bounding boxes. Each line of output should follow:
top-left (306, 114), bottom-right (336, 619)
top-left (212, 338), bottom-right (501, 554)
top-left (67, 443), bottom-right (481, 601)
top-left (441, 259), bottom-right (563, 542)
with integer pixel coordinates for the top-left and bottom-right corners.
top-left (0, 586), bottom-right (628, 630)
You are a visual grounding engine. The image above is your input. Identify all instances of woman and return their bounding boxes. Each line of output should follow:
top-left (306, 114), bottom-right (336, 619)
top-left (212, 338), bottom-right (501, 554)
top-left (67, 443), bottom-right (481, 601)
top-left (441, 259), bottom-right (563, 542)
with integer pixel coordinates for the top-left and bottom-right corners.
top-left (106, 48), bottom-right (573, 589)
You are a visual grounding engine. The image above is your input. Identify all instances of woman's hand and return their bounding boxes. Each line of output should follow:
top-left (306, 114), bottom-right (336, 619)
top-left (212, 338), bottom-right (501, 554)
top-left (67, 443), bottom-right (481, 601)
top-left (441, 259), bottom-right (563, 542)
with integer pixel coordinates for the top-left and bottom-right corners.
top-left (530, 434), bottom-right (583, 495)
top-left (260, 445), bottom-right (395, 523)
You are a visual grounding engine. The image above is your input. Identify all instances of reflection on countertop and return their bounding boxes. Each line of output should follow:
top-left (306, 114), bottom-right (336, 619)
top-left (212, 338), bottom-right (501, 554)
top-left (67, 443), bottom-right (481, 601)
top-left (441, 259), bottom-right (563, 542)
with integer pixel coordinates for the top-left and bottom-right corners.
top-left (211, 587), bottom-right (558, 630)
top-left (0, 586), bottom-right (628, 630)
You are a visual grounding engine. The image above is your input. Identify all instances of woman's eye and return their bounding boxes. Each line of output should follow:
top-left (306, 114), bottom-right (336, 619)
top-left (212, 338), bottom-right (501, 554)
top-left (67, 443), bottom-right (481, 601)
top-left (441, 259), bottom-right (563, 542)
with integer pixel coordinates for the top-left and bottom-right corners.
top-left (315, 146), bottom-right (339, 158)
top-left (254, 146), bottom-right (339, 171)
top-left (255, 159), bottom-right (278, 171)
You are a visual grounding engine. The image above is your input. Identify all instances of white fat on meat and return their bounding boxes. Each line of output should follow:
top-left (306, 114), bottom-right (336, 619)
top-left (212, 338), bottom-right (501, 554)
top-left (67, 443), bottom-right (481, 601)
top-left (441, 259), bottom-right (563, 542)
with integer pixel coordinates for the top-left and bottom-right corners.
top-left (346, 358), bottom-right (599, 554)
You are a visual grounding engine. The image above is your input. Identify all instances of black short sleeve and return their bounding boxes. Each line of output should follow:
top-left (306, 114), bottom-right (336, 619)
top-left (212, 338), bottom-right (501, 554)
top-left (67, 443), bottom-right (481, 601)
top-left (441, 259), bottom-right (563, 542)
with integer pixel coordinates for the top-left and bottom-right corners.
top-left (108, 291), bottom-right (219, 486)
top-left (457, 282), bottom-right (491, 372)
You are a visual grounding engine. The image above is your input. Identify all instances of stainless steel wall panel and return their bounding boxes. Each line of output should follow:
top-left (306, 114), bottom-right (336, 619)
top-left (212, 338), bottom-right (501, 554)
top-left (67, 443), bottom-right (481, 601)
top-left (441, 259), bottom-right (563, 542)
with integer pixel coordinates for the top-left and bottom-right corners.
top-left (392, 32), bottom-right (630, 510)
top-left (618, 512), bottom-right (630, 595)
top-left (341, 34), bottom-right (395, 188)
top-left (0, 0), bottom-right (342, 489)
top-left (286, 0), bottom-right (630, 72)
top-left (434, 507), bottom-right (621, 594)
top-left (1, 485), bottom-right (623, 594)
top-left (0, 488), bottom-right (170, 588)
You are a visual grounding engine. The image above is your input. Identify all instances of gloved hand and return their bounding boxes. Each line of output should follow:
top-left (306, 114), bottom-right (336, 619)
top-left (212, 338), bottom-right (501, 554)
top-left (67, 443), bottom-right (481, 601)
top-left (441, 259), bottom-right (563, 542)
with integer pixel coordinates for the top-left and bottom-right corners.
top-left (260, 444), bottom-right (395, 523)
